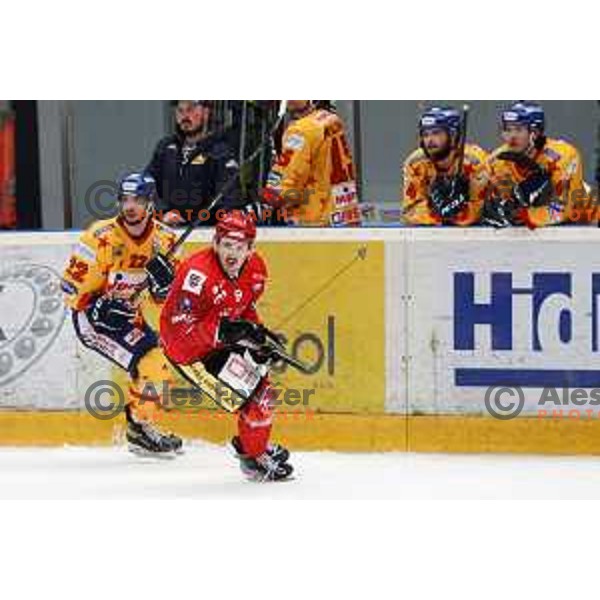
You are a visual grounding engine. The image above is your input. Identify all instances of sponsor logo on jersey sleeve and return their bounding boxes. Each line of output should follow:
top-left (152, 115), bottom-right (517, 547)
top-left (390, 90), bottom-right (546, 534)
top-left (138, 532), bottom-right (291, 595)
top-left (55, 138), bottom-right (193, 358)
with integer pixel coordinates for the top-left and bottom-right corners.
top-left (182, 269), bottom-right (207, 296)
top-left (284, 133), bottom-right (305, 151)
top-left (93, 223), bottom-right (114, 239)
top-left (74, 241), bottom-right (96, 262)
top-left (566, 158), bottom-right (579, 177)
top-left (61, 279), bottom-right (78, 296)
top-left (543, 147), bottom-right (561, 162)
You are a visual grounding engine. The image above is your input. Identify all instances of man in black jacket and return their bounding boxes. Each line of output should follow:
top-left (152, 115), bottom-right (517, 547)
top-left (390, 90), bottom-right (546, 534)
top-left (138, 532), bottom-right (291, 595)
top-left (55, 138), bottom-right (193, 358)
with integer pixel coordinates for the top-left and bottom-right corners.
top-left (147, 100), bottom-right (240, 226)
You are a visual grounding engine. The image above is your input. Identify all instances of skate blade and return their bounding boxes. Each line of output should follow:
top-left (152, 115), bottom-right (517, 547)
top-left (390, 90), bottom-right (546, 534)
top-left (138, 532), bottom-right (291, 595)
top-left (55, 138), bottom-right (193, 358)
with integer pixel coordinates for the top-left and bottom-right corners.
top-left (246, 475), bottom-right (296, 483)
top-left (127, 443), bottom-right (177, 460)
top-left (241, 468), bottom-right (296, 483)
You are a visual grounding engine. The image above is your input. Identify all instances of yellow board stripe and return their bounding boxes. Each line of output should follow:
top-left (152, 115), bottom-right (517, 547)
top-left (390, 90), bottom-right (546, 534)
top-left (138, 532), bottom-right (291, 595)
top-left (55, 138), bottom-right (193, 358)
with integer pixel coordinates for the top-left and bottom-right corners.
top-left (2, 411), bottom-right (600, 454)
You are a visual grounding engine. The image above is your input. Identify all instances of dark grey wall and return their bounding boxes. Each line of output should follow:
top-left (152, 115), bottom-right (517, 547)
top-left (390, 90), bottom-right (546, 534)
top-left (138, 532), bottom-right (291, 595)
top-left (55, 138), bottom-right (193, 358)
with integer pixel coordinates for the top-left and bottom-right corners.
top-left (68, 101), bottom-right (169, 228)
top-left (359, 100), bottom-right (599, 206)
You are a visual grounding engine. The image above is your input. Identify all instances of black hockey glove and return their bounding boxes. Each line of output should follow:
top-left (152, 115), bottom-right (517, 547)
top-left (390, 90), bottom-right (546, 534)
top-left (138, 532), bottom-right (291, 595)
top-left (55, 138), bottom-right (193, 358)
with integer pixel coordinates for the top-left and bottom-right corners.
top-left (249, 344), bottom-right (280, 365)
top-left (145, 254), bottom-right (174, 301)
top-left (496, 150), bottom-right (551, 208)
top-left (88, 296), bottom-right (136, 333)
top-left (513, 171), bottom-right (551, 208)
top-left (480, 197), bottom-right (522, 228)
top-left (429, 174), bottom-right (470, 222)
top-left (218, 317), bottom-right (267, 347)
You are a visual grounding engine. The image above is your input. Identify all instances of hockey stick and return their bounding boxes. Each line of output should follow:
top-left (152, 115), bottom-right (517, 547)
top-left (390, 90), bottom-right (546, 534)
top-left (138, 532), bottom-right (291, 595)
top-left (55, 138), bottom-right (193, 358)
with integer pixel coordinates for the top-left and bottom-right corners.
top-left (428, 104), bottom-right (470, 222)
top-left (167, 343), bottom-right (310, 415)
top-left (268, 345), bottom-right (313, 374)
top-left (236, 337), bottom-right (314, 375)
top-left (455, 103), bottom-right (470, 177)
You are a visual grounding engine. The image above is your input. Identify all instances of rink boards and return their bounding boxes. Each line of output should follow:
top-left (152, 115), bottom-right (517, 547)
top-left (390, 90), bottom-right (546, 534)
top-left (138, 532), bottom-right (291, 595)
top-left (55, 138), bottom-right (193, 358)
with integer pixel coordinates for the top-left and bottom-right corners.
top-left (2, 227), bottom-right (600, 453)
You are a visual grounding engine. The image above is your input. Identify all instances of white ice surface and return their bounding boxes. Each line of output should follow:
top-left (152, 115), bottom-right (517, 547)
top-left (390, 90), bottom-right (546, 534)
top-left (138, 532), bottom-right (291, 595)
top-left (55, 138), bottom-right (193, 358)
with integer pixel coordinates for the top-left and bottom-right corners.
top-left (1, 442), bottom-right (600, 499)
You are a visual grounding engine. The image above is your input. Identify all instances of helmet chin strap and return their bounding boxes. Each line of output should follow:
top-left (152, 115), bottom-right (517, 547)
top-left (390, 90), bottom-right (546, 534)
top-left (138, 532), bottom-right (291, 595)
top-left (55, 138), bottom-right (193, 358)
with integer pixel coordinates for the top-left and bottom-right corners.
top-left (505, 128), bottom-right (540, 156)
top-left (529, 130), bottom-right (544, 152)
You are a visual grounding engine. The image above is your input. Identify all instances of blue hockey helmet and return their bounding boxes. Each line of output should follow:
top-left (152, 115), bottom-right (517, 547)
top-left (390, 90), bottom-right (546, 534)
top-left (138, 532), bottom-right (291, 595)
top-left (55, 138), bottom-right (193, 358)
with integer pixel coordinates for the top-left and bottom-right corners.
top-left (501, 101), bottom-right (545, 133)
top-left (117, 172), bottom-right (157, 213)
top-left (419, 106), bottom-right (462, 137)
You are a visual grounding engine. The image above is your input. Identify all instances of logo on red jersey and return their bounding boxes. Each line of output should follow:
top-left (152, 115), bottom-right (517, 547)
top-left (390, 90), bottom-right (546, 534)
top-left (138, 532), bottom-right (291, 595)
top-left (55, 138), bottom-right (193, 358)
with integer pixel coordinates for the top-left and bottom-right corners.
top-left (212, 283), bottom-right (227, 304)
top-left (182, 269), bottom-right (206, 296)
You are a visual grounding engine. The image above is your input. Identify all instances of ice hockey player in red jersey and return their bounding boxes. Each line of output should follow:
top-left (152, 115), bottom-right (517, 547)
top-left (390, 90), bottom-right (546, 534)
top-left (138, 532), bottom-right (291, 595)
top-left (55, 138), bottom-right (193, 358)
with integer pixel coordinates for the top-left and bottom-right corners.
top-left (160, 210), bottom-right (293, 481)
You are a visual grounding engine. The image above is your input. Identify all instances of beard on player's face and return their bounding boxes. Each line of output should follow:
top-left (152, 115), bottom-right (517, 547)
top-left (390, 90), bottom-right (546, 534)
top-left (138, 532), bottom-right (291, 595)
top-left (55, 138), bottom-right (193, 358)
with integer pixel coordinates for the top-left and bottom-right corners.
top-left (422, 129), bottom-right (453, 162)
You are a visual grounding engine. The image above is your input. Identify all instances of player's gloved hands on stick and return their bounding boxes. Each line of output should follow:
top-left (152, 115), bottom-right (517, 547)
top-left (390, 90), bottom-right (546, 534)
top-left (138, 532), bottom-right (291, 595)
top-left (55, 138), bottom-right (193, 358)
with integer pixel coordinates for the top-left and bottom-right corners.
top-left (218, 317), bottom-right (268, 347)
top-left (145, 254), bottom-right (175, 300)
top-left (496, 150), bottom-right (551, 208)
top-left (429, 174), bottom-right (469, 222)
top-left (88, 296), bottom-right (136, 333)
top-left (249, 344), bottom-right (280, 364)
top-left (481, 197), bottom-right (523, 228)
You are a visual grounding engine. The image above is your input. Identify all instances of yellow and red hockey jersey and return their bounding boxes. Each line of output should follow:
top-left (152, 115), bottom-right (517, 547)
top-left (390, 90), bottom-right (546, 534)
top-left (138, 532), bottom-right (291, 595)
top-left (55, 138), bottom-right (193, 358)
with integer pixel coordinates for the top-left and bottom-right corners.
top-left (487, 138), bottom-right (592, 227)
top-left (402, 143), bottom-right (490, 226)
top-left (265, 108), bottom-right (360, 226)
top-left (62, 216), bottom-right (180, 312)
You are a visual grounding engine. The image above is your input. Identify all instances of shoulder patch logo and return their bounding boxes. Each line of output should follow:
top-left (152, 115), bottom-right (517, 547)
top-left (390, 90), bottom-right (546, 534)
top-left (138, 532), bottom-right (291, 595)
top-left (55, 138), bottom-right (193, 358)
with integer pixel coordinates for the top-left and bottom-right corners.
top-left (74, 242), bottom-right (96, 262)
top-left (566, 158), bottom-right (579, 177)
top-left (182, 269), bottom-right (207, 296)
top-left (544, 147), bottom-right (561, 162)
top-left (284, 133), bottom-right (305, 151)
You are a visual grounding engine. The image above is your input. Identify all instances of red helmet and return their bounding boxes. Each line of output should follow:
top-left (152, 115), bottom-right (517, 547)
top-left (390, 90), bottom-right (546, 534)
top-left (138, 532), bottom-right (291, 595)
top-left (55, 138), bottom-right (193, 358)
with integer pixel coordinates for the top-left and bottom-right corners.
top-left (215, 210), bottom-right (257, 243)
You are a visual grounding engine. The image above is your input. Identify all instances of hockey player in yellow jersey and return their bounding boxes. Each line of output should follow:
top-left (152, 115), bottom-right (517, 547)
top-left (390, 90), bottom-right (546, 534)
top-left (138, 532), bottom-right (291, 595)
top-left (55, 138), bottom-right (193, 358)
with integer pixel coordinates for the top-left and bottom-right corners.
top-left (264, 101), bottom-right (361, 226)
top-left (484, 102), bottom-right (592, 228)
top-left (62, 172), bottom-right (183, 456)
top-left (402, 106), bottom-right (489, 226)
